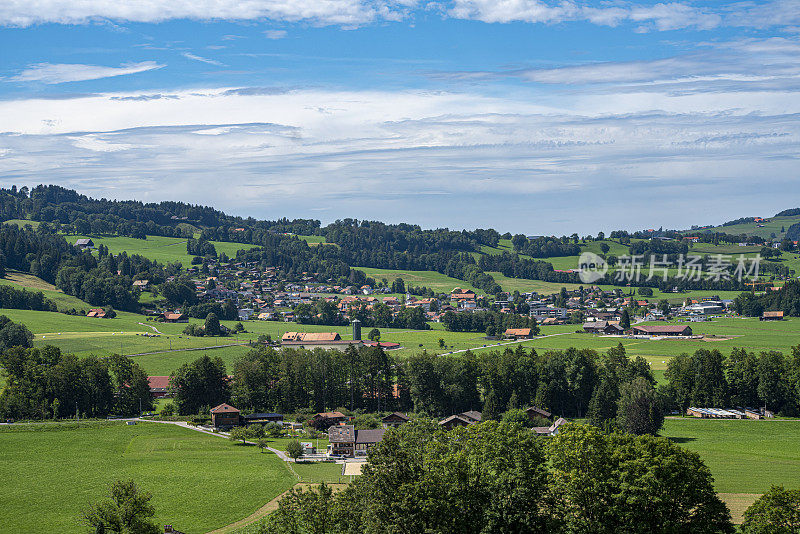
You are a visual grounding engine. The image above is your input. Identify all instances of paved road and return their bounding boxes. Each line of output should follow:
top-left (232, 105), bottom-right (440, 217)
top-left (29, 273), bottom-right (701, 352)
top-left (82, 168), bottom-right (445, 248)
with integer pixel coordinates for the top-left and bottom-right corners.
top-left (445, 332), bottom-right (573, 355)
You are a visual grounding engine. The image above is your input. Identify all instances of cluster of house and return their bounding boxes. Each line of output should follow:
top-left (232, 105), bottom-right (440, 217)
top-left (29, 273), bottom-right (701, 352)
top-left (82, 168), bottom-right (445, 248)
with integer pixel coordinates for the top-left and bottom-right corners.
top-left (203, 404), bottom-right (568, 459)
top-left (686, 407), bottom-right (773, 419)
top-left (437, 406), bottom-right (567, 436)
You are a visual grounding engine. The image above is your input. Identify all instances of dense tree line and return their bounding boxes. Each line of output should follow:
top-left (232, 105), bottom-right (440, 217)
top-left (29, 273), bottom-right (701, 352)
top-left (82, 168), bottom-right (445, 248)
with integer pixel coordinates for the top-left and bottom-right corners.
top-left (665, 346), bottom-right (800, 415)
top-left (0, 223), bottom-right (174, 310)
top-left (0, 345), bottom-right (153, 420)
top-left (168, 343), bottom-right (661, 428)
top-left (735, 280), bottom-right (800, 317)
top-left (441, 309), bottom-right (537, 335)
top-left (511, 234), bottom-right (582, 258)
top-left (184, 300), bottom-right (238, 321)
top-left (186, 238), bottom-right (216, 257)
top-left (262, 422), bottom-right (734, 534)
top-left (0, 285), bottom-right (57, 312)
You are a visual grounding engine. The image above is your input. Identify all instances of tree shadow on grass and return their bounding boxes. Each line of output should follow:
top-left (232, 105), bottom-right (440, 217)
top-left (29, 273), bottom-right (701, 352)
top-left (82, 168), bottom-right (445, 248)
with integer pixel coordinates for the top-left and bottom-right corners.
top-left (667, 436), bottom-right (697, 444)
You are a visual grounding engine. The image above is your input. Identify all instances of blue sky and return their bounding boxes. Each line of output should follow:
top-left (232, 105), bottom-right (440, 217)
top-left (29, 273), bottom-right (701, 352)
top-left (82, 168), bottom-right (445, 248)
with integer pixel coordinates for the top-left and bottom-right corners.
top-left (1, 1), bottom-right (800, 234)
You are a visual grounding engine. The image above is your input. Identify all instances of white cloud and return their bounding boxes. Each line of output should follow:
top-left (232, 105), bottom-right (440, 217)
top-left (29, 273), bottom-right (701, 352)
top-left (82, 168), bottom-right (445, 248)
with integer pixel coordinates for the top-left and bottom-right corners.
top-left (181, 52), bottom-right (224, 66)
top-left (264, 29), bottom-right (288, 39)
top-left (7, 61), bottom-right (163, 84)
top-left (0, 80), bottom-right (799, 233)
top-left (0, 0), bottom-right (418, 28)
top-left (429, 37), bottom-right (800, 95)
top-left (447, 0), bottom-right (721, 31)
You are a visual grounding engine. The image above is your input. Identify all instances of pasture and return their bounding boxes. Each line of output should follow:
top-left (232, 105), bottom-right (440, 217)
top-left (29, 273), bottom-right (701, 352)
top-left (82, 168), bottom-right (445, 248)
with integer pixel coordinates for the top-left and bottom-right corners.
top-left (62, 234), bottom-right (261, 265)
top-left (0, 271), bottom-right (94, 311)
top-left (0, 421), bottom-right (295, 534)
top-left (355, 267), bottom-right (483, 294)
top-left (663, 418), bottom-right (800, 494)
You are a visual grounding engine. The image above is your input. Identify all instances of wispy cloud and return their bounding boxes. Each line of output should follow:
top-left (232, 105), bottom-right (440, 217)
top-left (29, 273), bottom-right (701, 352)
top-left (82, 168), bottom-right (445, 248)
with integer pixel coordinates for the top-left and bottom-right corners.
top-left (427, 37), bottom-right (800, 96)
top-left (7, 61), bottom-right (164, 84)
top-left (264, 30), bottom-right (288, 39)
top-left (1, 83), bottom-right (798, 233)
top-left (181, 52), bottom-right (224, 66)
top-left (0, 0), bottom-right (418, 28)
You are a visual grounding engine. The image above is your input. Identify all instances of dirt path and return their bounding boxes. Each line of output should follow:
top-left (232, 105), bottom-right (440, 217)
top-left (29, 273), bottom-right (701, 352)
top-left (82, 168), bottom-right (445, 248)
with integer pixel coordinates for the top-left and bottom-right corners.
top-left (207, 485), bottom-right (303, 533)
top-left (125, 342), bottom-right (250, 357)
top-left (719, 493), bottom-right (761, 524)
top-left (137, 322), bottom-right (164, 334)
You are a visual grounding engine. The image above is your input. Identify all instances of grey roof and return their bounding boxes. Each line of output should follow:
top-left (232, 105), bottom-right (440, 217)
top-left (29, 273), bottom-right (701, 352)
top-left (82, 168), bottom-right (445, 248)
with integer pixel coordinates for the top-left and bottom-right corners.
top-left (328, 425), bottom-right (356, 443)
top-left (355, 429), bottom-right (386, 444)
top-left (382, 412), bottom-right (410, 422)
top-left (75, 238), bottom-right (93, 246)
top-left (462, 410), bottom-right (482, 422)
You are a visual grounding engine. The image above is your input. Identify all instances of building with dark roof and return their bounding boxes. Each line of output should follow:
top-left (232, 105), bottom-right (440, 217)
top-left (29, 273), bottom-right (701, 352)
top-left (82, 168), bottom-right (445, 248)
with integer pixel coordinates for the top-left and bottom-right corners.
top-left (328, 425), bottom-right (386, 457)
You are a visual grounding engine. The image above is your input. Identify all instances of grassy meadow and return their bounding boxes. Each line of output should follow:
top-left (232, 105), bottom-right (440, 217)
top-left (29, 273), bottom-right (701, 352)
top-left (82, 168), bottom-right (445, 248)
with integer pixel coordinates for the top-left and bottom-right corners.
top-left (0, 421), bottom-right (296, 534)
top-left (62, 234), bottom-right (261, 265)
top-left (356, 266), bottom-right (484, 294)
top-left (1, 306), bottom-right (796, 378)
top-left (0, 270), bottom-right (94, 311)
top-left (663, 418), bottom-right (800, 494)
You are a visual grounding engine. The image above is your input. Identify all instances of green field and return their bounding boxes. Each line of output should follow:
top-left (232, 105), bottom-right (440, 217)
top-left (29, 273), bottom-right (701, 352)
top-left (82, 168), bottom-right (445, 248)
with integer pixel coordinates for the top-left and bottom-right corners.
top-left (2, 219), bottom-right (41, 229)
top-left (1, 307), bottom-right (797, 378)
top-left (663, 418), bottom-right (800, 494)
top-left (0, 271), bottom-right (95, 311)
top-left (696, 215), bottom-right (800, 240)
top-left (0, 421), bottom-right (295, 534)
top-left (356, 267), bottom-right (484, 294)
top-left (62, 234), bottom-right (261, 265)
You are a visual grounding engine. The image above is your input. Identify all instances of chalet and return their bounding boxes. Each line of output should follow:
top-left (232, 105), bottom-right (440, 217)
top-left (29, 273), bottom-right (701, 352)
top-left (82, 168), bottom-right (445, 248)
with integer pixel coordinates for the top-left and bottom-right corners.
top-left (381, 412), bottom-right (410, 428)
top-left (632, 324), bottom-right (692, 337)
top-left (525, 406), bottom-right (552, 421)
top-left (582, 321), bottom-right (623, 335)
top-left (242, 413), bottom-right (283, 425)
top-left (75, 238), bottom-right (94, 250)
top-left (210, 403), bottom-right (240, 428)
top-left (328, 425), bottom-right (386, 457)
top-left (504, 328), bottom-right (533, 340)
top-left (147, 376), bottom-right (170, 398)
top-left (761, 311), bottom-right (785, 321)
top-left (162, 312), bottom-right (188, 323)
top-left (86, 308), bottom-right (107, 318)
top-left (132, 279), bottom-right (150, 290)
top-left (683, 236), bottom-right (700, 243)
top-left (533, 417), bottom-right (567, 437)
top-left (451, 288), bottom-right (477, 301)
top-left (438, 410), bottom-right (482, 430)
top-left (310, 411), bottom-right (348, 429)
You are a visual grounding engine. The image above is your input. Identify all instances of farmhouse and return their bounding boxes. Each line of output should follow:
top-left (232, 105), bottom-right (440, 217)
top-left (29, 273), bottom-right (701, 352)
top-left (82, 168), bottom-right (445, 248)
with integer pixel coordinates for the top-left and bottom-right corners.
top-left (533, 417), bottom-right (567, 437)
top-left (86, 308), bottom-right (107, 318)
top-left (242, 413), bottom-right (283, 425)
top-left (162, 312), bottom-right (188, 323)
top-left (504, 328), bottom-right (533, 340)
top-left (761, 311), bottom-right (785, 321)
top-left (310, 411), bottom-right (349, 429)
top-left (132, 279), bottom-right (150, 290)
top-left (525, 406), bottom-right (552, 421)
top-left (381, 412), bottom-right (410, 428)
top-left (438, 410), bottom-right (482, 430)
top-left (328, 425), bottom-right (386, 457)
top-left (632, 324), bottom-right (693, 337)
top-left (210, 403), bottom-right (240, 427)
top-left (75, 238), bottom-right (94, 250)
top-left (147, 376), bottom-right (170, 398)
top-left (582, 321), bottom-right (624, 335)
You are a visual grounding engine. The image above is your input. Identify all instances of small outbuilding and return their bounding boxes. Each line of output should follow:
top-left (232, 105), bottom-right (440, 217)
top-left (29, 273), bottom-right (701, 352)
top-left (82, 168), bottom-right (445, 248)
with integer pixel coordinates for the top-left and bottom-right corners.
top-left (761, 311), bottom-right (785, 321)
